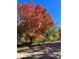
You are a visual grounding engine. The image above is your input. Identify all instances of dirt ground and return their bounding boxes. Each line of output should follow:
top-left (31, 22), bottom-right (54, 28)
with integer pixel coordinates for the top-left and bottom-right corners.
top-left (17, 41), bottom-right (61, 59)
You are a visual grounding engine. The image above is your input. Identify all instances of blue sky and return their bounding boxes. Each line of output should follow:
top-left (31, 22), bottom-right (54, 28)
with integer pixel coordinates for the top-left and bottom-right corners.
top-left (17, 0), bottom-right (61, 27)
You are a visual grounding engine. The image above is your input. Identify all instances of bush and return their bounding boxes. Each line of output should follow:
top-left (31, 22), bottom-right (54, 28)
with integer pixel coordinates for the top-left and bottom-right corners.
top-left (46, 27), bottom-right (61, 42)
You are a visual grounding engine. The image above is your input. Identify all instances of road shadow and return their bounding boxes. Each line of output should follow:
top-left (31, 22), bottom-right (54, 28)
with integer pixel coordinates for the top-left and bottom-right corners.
top-left (21, 57), bottom-right (59, 59)
top-left (19, 42), bottom-right (61, 59)
top-left (21, 53), bottom-right (60, 59)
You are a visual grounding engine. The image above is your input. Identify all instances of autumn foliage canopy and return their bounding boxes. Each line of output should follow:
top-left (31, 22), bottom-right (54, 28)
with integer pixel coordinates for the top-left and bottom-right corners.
top-left (17, 2), bottom-right (54, 38)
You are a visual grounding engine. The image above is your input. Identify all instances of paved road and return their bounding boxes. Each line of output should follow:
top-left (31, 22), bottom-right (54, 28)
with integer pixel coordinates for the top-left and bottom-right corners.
top-left (17, 42), bottom-right (61, 59)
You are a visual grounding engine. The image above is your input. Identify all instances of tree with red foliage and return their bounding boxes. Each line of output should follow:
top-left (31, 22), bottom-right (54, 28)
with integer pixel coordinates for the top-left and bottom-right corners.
top-left (17, 2), bottom-right (54, 45)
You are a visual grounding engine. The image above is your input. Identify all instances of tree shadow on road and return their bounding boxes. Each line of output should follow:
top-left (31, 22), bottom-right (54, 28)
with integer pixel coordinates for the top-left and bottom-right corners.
top-left (21, 53), bottom-right (60, 59)
top-left (18, 42), bottom-right (61, 59)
